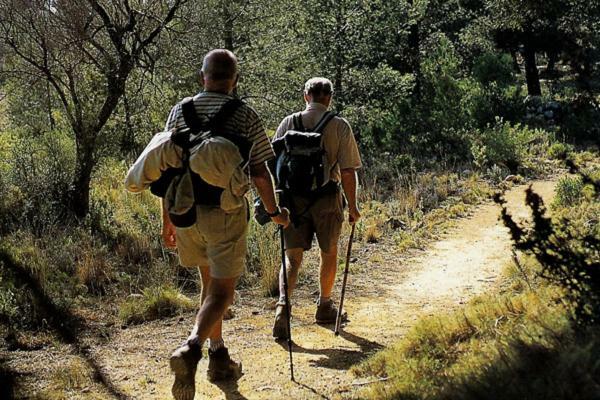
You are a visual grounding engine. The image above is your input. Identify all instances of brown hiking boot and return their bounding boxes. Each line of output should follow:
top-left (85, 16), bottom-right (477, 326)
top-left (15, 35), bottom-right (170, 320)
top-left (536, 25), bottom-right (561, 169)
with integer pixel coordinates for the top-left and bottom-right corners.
top-left (170, 338), bottom-right (202, 400)
top-left (207, 347), bottom-right (242, 382)
top-left (315, 299), bottom-right (346, 324)
top-left (272, 303), bottom-right (291, 340)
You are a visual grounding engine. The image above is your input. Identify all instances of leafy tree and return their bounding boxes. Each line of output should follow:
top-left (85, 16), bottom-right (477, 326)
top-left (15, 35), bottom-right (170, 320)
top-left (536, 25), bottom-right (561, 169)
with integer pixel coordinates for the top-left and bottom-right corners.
top-left (0, 0), bottom-right (188, 218)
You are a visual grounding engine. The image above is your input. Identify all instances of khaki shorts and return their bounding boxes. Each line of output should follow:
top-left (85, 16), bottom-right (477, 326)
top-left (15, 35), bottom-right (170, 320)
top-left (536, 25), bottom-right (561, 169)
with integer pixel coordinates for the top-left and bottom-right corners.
top-left (283, 189), bottom-right (344, 252)
top-left (176, 202), bottom-right (249, 279)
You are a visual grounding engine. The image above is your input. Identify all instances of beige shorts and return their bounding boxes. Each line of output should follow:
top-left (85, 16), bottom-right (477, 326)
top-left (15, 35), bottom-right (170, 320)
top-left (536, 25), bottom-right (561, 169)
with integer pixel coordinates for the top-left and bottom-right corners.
top-left (283, 189), bottom-right (344, 252)
top-left (176, 202), bottom-right (249, 279)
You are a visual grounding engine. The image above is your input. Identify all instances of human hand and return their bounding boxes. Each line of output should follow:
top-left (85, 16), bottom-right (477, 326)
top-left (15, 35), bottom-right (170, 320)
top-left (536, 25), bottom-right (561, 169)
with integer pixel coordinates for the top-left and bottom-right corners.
top-left (162, 219), bottom-right (177, 249)
top-left (348, 206), bottom-right (361, 225)
top-left (271, 207), bottom-right (291, 228)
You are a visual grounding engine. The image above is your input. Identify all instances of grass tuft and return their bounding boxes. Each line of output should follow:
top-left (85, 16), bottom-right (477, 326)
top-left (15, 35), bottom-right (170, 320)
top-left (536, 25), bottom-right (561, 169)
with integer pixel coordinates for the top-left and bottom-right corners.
top-left (119, 286), bottom-right (196, 325)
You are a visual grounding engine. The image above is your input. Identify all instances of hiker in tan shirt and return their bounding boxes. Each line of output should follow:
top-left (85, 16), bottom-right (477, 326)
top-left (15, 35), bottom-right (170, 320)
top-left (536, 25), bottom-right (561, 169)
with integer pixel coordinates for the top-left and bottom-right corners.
top-left (271, 77), bottom-right (362, 339)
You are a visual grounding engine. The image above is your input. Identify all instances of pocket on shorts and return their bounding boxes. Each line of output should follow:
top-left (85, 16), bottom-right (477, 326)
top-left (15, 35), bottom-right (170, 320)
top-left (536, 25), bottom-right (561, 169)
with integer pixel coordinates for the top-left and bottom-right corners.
top-left (317, 191), bottom-right (344, 223)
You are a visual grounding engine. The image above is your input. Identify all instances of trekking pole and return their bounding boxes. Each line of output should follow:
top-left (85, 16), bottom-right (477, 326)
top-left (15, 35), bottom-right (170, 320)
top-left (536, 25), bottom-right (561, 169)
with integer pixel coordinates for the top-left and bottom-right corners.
top-left (279, 224), bottom-right (295, 381)
top-left (335, 223), bottom-right (356, 336)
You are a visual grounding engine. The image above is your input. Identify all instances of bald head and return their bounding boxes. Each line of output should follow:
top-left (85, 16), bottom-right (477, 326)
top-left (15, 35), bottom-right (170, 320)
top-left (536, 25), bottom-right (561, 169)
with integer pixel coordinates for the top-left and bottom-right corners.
top-left (201, 49), bottom-right (238, 82)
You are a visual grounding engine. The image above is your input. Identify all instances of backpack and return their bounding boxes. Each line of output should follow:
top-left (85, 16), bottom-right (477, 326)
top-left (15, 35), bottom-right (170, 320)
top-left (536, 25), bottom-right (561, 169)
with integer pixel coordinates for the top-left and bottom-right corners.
top-left (149, 97), bottom-right (253, 227)
top-left (272, 111), bottom-right (336, 198)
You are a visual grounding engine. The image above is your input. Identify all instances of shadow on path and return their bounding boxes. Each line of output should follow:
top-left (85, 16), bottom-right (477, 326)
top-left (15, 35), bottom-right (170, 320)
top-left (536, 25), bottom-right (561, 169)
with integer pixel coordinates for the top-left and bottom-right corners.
top-left (276, 326), bottom-right (383, 371)
top-left (213, 375), bottom-right (249, 400)
top-left (0, 248), bottom-right (131, 400)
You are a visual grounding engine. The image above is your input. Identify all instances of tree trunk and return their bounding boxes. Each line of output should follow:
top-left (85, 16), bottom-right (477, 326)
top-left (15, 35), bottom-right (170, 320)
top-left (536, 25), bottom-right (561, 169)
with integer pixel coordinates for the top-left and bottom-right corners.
top-left (546, 51), bottom-right (558, 74)
top-left (510, 50), bottom-right (521, 73)
top-left (222, 0), bottom-right (235, 51)
top-left (523, 43), bottom-right (541, 96)
top-left (70, 129), bottom-right (96, 219)
top-left (408, 0), bottom-right (421, 102)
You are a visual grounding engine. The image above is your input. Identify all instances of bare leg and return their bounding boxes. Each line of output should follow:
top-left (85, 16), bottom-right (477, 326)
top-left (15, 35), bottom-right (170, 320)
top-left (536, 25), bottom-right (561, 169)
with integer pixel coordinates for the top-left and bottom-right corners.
top-left (188, 266), bottom-right (222, 342)
top-left (278, 248), bottom-right (304, 302)
top-left (186, 276), bottom-right (236, 344)
top-left (319, 247), bottom-right (338, 298)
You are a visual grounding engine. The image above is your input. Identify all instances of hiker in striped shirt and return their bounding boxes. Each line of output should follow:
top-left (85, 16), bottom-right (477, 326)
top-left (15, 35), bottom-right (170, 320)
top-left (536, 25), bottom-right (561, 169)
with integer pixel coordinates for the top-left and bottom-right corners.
top-left (165, 49), bottom-right (290, 400)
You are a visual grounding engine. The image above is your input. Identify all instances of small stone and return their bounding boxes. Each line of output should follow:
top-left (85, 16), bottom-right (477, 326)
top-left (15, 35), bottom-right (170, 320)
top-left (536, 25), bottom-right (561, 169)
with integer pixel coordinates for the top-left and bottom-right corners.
top-left (504, 175), bottom-right (518, 182)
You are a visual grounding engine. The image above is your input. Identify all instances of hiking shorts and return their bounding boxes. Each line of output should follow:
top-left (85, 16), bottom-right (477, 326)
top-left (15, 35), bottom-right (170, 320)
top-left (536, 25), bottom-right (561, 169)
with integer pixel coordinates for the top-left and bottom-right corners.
top-left (176, 202), bottom-right (249, 279)
top-left (283, 188), bottom-right (344, 252)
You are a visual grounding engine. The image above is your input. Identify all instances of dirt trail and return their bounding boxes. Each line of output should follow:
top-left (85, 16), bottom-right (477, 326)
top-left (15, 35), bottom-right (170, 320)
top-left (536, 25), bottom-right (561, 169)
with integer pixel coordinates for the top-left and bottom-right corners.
top-left (4, 180), bottom-right (558, 400)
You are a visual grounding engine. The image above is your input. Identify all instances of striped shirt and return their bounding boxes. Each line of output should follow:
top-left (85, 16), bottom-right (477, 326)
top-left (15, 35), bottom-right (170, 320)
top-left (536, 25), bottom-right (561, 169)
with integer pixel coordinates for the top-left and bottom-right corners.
top-left (165, 91), bottom-right (275, 167)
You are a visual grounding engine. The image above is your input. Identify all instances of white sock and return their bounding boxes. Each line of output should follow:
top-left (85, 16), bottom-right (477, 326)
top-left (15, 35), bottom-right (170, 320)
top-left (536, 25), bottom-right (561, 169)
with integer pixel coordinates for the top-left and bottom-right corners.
top-left (209, 338), bottom-right (225, 352)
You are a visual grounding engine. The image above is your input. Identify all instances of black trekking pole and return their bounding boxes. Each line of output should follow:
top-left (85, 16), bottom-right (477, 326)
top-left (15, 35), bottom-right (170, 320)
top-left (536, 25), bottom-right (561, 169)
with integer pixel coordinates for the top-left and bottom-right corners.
top-left (335, 223), bottom-right (356, 336)
top-left (279, 224), bottom-right (295, 381)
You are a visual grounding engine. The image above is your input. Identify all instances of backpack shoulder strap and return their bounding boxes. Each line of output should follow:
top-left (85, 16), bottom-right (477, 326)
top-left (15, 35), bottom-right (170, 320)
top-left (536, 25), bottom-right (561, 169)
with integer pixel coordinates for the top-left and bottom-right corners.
top-left (181, 97), bottom-right (203, 133)
top-left (292, 112), bottom-right (305, 132)
top-left (209, 98), bottom-right (245, 134)
top-left (313, 111), bottom-right (336, 134)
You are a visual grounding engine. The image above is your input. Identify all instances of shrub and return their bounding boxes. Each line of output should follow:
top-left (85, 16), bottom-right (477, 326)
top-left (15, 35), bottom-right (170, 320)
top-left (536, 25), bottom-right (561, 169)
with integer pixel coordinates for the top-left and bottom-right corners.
top-left (547, 142), bottom-right (574, 160)
top-left (553, 175), bottom-right (585, 207)
top-left (472, 52), bottom-right (515, 87)
top-left (560, 94), bottom-right (600, 143)
top-left (471, 119), bottom-right (546, 173)
top-left (496, 165), bottom-right (600, 326)
top-left (0, 129), bottom-right (75, 233)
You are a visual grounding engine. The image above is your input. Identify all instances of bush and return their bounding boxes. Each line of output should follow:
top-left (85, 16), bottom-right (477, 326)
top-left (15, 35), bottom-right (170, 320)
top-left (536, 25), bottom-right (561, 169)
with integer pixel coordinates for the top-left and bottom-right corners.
top-left (472, 52), bottom-right (515, 87)
top-left (547, 142), bottom-right (574, 160)
top-left (0, 129), bottom-right (75, 233)
top-left (471, 119), bottom-right (546, 173)
top-left (553, 175), bottom-right (585, 207)
top-left (560, 94), bottom-right (600, 143)
top-left (496, 166), bottom-right (600, 326)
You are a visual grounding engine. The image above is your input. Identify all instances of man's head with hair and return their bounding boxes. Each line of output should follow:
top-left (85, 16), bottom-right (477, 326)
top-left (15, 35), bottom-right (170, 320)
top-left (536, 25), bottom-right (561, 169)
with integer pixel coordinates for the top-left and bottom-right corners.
top-left (200, 49), bottom-right (239, 93)
top-left (304, 77), bottom-right (333, 106)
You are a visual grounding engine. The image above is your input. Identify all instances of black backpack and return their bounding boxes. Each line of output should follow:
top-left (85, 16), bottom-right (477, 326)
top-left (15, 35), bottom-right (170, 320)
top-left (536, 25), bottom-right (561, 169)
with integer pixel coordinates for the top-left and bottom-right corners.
top-left (272, 111), bottom-right (336, 198)
top-left (150, 97), bottom-right (252, 226)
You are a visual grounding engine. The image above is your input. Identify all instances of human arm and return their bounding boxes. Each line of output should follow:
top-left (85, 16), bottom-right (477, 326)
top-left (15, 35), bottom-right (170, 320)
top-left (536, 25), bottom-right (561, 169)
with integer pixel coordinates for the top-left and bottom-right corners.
top-left (341, 168), bottom-right (360, 224)
top-left (250, 162), bottom-right (290, 227)
top-left (161, 199), bottom-right (177, 249)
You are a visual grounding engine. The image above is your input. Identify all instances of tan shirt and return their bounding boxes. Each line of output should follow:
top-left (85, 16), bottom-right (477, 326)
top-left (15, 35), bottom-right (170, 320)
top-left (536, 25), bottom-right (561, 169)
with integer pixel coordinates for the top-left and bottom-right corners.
top-left (274, 102), bottom-right (362, 183)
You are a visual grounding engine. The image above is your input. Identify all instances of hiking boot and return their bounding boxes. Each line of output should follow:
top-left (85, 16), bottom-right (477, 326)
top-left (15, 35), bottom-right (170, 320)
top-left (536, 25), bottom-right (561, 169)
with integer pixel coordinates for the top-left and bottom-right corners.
top-left (272, 303), bottom-right (291, 340)
top-left (315, 299), bottom-right (346, 324)
top-left (170, 338), bottom-right (202, 400)
top-left (207, 347), bottom-right (242, 382)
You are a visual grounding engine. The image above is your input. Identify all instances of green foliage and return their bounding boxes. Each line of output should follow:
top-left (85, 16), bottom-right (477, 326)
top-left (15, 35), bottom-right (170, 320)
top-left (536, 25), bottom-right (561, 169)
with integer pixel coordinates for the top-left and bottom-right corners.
top-left (119, 286), bottom-right (196, 325)
top-left (470, 119), bottom-right (546, 173)
top-left (553, 175), bottom-right (586, 207)
top-left (355, 243), bottom-right (600, 400)
top-left (472, 53), bottom-right (515, 87)
top-left (560, 95), bottom-right (600, 143)
top-left (0, 129), bottom-right (75, 233)
top-left (497, 165), bottom-right (600, 326)
top-left (547, 142), bottom-right (574, 160)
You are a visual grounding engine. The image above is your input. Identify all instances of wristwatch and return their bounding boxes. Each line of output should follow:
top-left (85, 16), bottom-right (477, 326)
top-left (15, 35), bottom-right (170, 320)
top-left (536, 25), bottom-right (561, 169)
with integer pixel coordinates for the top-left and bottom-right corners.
top-left (267, 207), bottom-right (282, 218)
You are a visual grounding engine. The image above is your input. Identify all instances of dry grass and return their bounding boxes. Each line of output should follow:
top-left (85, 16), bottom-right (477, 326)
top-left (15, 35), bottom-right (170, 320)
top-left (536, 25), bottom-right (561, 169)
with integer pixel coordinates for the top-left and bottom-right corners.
top-left (119, 285), bottom-right (196, 325)
top-left (352, 256), bottom-right (587, 400)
